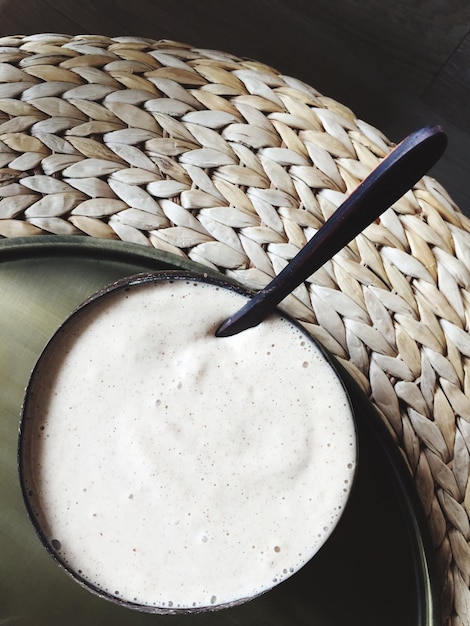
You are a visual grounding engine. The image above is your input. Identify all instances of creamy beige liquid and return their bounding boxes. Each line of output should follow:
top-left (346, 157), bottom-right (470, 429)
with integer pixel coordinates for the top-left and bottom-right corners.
top-left (22, 277), bottom-right (356, 611)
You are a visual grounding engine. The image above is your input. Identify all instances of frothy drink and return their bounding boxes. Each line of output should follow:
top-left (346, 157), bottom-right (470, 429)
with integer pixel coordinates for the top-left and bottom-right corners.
top-left (20, 275), bottom-right (356, 612)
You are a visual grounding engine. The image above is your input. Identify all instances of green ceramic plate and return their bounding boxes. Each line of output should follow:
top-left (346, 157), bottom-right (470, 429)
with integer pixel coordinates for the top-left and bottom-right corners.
top-left (1, 236), bottom-right (438, 626)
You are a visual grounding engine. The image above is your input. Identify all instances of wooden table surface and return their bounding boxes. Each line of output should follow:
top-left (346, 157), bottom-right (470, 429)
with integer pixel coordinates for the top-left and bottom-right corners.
top-left (1, 0), bottom-right (469, 216)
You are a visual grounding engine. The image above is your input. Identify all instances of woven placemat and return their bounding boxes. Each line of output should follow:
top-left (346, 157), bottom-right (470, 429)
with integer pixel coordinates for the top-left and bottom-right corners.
top-left (1, 33), bottom-right (469, 625)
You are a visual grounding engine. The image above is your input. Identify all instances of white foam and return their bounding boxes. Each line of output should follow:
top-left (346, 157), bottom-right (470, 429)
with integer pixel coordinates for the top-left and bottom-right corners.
top-left (23, 278), bottom-right (356, 609)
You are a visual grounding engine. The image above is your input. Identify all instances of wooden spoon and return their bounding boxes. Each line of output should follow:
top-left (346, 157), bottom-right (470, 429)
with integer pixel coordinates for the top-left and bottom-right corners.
top-left (216, 125), bottom-right (447, 337)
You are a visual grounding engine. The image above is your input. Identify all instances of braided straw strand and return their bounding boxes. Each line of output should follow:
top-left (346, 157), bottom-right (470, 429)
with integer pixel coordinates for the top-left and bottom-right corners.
top-left (1, 34), bottom-right (470, 625)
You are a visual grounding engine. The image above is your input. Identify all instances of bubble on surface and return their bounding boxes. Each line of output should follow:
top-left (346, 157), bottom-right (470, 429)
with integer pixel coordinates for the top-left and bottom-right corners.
top-left (51, 538), bottom-right (61, 551)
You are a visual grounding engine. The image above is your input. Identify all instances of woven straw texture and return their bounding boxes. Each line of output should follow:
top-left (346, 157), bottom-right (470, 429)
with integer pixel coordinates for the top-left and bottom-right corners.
top-left (0, 34), bottom-right (469, 625)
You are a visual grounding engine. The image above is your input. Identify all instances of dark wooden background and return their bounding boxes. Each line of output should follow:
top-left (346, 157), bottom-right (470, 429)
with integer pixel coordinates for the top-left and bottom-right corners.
top-left (1, 0), bottom-right (469, 216)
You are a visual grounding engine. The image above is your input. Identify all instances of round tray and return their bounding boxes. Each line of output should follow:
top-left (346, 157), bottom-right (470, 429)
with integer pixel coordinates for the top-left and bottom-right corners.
top-left (0, 236), bottom-right (437, 626)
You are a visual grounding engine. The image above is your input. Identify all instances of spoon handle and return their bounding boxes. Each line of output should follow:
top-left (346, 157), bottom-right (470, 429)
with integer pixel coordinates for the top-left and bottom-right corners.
top-left (216, 125), bottom-right (447, 337)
